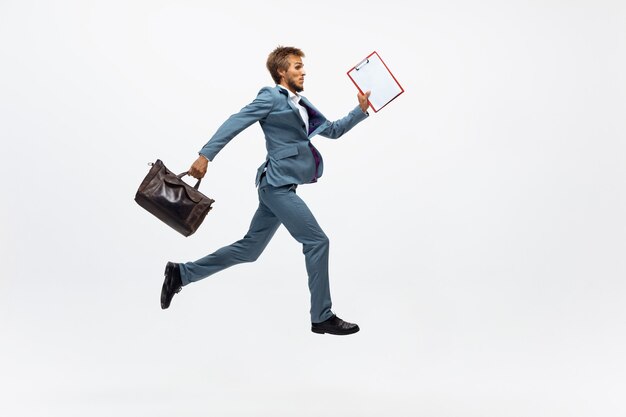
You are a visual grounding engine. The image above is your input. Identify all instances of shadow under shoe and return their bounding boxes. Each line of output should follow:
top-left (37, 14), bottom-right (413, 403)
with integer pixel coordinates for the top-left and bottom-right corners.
top-left (161, 262), bottom-right (182, 309)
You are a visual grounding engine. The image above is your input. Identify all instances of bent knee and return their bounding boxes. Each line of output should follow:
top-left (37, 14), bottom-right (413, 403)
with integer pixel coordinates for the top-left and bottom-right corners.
top-left (313, 234), bottom-right (329, 249)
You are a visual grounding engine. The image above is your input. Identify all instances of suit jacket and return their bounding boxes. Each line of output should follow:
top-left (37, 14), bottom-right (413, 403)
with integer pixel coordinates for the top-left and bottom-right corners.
top-left (199, 86), bottom-right (368, 187)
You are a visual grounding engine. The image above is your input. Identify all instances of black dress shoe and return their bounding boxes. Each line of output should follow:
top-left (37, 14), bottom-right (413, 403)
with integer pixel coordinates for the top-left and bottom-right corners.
top-left (311, 315), bottom-right (360, 335)
top-left (161, 262), bottom-right (182, 309)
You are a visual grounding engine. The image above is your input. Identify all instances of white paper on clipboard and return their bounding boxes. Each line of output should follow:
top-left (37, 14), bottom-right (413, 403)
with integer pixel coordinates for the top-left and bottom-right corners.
top-left (347, 51), bottom-right (404, 112)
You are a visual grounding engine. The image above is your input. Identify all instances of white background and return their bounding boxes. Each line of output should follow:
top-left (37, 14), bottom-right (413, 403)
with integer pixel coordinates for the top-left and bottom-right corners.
top-left (1, 0), bottom-right (625, 416)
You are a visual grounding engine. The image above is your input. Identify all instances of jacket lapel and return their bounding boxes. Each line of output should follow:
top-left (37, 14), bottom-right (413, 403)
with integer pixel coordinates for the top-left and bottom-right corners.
top-left (277, 86), bottom-right (328, 137)
top-left (278, 87), bottom-right (307, 133)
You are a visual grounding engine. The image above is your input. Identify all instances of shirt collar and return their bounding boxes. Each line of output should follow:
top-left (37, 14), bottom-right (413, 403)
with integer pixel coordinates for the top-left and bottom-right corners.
top-left (277, 84), bottom-right (300, 103)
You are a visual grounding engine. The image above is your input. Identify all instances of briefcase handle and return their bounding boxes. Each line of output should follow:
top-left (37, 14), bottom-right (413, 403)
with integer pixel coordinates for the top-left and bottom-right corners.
top-left (177, 171), bottom-right (202, 190)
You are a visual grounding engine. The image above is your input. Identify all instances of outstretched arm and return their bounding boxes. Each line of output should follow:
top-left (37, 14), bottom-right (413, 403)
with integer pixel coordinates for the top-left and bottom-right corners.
top-left (318, 90), bottom-right (371, 139)
top-left (188, 87), bottom-right (274, 179)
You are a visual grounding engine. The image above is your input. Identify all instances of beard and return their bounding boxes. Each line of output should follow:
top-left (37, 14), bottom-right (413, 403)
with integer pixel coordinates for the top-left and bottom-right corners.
top-left (287, 78), bottom-right (304, 93)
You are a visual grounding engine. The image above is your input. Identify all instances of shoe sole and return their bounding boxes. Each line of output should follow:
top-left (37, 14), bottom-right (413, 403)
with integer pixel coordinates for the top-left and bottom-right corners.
top-left (161, 262), bottom-right (175, 309)
top-left (311, 326), bottom-right (360, 335)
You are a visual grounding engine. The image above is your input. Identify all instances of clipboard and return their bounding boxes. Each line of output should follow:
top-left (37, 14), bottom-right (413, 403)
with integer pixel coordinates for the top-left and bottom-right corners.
top-left (347, 51), bottom-right (404, 112)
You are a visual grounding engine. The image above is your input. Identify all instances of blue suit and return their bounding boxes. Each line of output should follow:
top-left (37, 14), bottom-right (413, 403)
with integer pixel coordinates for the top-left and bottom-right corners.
top-left (180, 86), bottom-right (368, 322)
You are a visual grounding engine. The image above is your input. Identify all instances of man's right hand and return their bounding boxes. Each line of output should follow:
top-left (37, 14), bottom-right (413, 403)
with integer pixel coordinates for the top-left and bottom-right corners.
top-left (189, 155), bottom-right (209, 179)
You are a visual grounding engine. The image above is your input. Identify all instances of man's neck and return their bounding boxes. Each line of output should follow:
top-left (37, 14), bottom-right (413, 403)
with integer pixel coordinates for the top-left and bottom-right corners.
top-left (278, 82), bottom-right (298, 96)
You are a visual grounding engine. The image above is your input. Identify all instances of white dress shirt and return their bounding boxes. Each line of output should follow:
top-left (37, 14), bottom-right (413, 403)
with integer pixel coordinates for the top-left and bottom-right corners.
top-left (278, 84), bottom-right (309, 132)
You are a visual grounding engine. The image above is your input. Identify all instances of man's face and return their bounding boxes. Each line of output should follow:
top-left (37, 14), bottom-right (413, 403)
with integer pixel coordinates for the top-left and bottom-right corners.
top-left (279, 54), bottom-right (306, 93)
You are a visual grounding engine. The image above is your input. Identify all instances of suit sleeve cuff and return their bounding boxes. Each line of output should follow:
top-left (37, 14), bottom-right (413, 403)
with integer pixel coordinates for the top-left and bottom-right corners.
top-left (353, 105), bottom-right (369, 120)
top-left (198, 152), bottom-right (212, 162)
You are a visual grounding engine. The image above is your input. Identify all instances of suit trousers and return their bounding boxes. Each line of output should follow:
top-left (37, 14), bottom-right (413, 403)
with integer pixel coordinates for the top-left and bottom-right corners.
top-left (178, 175), bottom-right (334, 323)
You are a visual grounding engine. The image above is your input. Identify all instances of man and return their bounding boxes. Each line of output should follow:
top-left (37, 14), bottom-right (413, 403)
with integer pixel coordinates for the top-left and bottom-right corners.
top-left (161, 46), bottom-right (370, 335)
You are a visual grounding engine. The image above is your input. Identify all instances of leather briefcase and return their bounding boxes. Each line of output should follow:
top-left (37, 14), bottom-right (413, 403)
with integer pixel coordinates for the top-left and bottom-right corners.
top-left (135, 159), bottom-right (215, 236)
